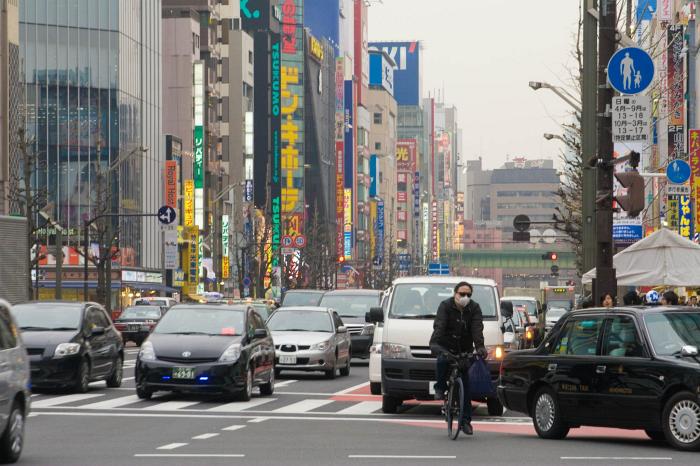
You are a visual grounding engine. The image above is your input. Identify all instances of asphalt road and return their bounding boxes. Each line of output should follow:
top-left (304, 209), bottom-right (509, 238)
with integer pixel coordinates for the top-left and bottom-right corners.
top-left (19, 348), bottom-right (700, 465)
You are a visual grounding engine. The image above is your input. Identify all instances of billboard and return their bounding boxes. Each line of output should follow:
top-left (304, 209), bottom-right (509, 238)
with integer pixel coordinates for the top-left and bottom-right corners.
top-left (376, 200), bottom-right (385, 266)
top-left (184, 180), bottom-right (194, 227)
top-left (335, 59), bottom-right (345, 259)
top-left (369, 50), bottom-right (394, 95)
top-left (691, 129), bottom-right (700, 235)
top-left (304, 0), bottom-right (340, 55)
top-left (668, 25), bottom-right (686, 232)
top-left (396, 138), bottom-right (417, 172)
top-left (270, 34), bottom-right (282, 267)
top-left (193, 61), bottom-right (205, 230)
top-left (240, 0), bottom-right (271, 30)
top-left (680, 195), bottom-right (692, 239)
top-left (280, 0), bottom-right (305, 239)
top-left (369, 41), bottom-right (421, 105)
top-left (164, 161), bottom-right (178, 209)
top-left (369, 154), bottom-right (379, 198)
top-left (344, 188), bottom-right (353, 259)
top-left (344, 80), bottom-right (354, 188)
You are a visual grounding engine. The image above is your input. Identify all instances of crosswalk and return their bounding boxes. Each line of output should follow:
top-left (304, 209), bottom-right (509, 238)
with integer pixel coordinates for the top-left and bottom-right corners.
top-left (28, 391), bottom-right (432, 416)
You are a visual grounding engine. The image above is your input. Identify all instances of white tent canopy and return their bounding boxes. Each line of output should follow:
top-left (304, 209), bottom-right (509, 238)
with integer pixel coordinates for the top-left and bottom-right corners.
top-left (582, 228), bottom-right (700, 286)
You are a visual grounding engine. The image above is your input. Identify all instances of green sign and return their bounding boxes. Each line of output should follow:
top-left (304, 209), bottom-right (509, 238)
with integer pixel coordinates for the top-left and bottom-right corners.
top-left (194, 125), bottom-right (204, 189)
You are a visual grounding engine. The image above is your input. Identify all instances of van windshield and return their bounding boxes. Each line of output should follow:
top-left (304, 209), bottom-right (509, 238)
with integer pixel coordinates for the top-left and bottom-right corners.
top-left (389, 284), bottom-right (497, 320)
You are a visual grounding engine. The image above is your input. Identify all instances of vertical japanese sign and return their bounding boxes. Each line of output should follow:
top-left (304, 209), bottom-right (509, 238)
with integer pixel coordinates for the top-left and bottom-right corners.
top-left (222, 215), bottom-right (230, 259)
top-left (396, 139), bottom-right (417, 172)
top-left (691, 129), bottom-right (700, 235)
top-left (370, 201), bottom-right (377, 264)
top-left (193, 61), bottom-right (205, 230)
top-left (165, 161), bottom-right (178, 209)
top-left (335, 58), bottom-right (345, 259)
top-left (184, 226), bottom-right (199, 295)
top-left (680, 195), bottom-right (692, 239)
top-left (431, 200), bottom-right (439, 261)
top-left (343, 79), bottom-right (354, 259)
top-left (344, 189), bottom-right (353, 259)
top-left (270, 34), bottom-right (282, 269)
top-left (376, 200), bottom-right (385, 265)
top-left (184, 180), bottom-right (194, 227)
top-left (280, 0), bottom-right (305, 239)
top-left (668, 25), bottom-right (687, 233)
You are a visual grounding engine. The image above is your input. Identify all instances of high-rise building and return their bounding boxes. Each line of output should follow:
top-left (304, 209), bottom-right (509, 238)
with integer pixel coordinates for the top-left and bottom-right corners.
top-left (18, 0), bottom-right (163, 305)
top-left (0, 0), bottom-right (20, 215)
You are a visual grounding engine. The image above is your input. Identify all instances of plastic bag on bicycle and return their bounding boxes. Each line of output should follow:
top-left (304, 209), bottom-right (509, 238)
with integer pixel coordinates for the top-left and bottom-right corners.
top-left (468, 356), bottom-right (493, 398)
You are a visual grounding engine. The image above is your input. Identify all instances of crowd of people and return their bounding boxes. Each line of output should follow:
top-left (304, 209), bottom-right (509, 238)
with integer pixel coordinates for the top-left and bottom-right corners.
top-left (577, 290), bottom-right (698, 309)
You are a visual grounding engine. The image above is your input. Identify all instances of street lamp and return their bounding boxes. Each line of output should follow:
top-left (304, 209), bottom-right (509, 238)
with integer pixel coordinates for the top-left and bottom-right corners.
top-left (529, 81), bottom-right (582, 113)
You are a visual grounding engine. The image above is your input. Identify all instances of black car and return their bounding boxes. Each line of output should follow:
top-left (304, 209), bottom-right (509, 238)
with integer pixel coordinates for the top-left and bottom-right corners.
top-left (12, 301), bottom-right (124, 392)
top-left (498, 306), bottom-right (700, 451)
top-left (318, 289), bottom-right (382, 358)
top-left (280, 290), bottom-right (325, 307)
top-left (114, 306), bottom-right (165, 345)
top-left (135, 304), bottom-right (275, 401)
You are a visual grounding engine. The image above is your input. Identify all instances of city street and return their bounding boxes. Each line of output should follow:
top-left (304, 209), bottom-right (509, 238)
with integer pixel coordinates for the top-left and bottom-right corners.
top-left (20, 349), bottom-right (698, 465)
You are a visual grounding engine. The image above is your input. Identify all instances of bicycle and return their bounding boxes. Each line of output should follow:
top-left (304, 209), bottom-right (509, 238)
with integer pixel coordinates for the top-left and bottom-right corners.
top-left (439, 351), bottom-right (474, 440)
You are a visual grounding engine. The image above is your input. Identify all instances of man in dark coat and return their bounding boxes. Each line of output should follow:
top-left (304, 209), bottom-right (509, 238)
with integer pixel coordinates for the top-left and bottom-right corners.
top-left (429, 281), bottom-right (488, 435)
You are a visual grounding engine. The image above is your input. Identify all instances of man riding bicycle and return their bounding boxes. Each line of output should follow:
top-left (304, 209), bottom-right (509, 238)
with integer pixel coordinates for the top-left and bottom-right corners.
top-left (430, 281), bottom-right (488, 435)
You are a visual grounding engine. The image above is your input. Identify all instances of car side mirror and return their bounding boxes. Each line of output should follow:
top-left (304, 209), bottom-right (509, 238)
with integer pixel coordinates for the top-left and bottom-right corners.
top-left (91, 326), bottom-right (106, 336)
top-left (367, 307), bottom-right (384, 323)
top-left (254, 328), bottom-right (268, 339)
top-left (500, 301), bottom-right (513, 319)
top-left (337, 325), bottom-right (347, 333)
top-left (681, 345), bottom-right (699, 357)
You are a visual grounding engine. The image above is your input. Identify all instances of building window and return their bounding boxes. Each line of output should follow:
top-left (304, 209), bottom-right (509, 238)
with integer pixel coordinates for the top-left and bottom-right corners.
top-left (248, 51), bottom-right (253, 64)
top-left (373, 112), bottom-right (382, 124)
top-left (375, 142), bottom-right (381, 150)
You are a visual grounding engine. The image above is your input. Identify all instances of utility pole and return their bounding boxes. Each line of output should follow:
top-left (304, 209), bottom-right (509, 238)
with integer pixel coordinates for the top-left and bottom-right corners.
top-left (582, 0), bottom-right (598, 277)
top-left (594, 0), bottom-right (617, 303)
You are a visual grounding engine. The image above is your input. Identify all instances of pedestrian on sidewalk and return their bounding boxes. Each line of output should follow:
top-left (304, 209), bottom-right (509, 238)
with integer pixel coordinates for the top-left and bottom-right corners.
top-left (661, 291), bottom-right (679, 306)
top-left (600, 293), bottom-right (615, 308)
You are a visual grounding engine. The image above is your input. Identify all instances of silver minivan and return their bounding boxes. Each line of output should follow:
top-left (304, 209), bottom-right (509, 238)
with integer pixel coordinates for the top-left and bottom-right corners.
top-left (0, 300), bottom-right (30, 464)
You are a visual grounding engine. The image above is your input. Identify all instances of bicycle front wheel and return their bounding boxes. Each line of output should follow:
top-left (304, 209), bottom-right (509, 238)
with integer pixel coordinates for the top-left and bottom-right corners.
top-left (446, 378), bottom-right (464, 440)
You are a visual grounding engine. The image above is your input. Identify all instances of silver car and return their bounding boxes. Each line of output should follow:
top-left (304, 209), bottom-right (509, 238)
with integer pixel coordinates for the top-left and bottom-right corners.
top-left (0, 300), bottom-right (30, 464)
top-left (267, 307), bottom-right (351, 379)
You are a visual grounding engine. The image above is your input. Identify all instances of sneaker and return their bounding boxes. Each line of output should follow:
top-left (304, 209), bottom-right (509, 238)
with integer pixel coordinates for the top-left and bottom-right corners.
top-left (461, 422), bottom-right (473, 435)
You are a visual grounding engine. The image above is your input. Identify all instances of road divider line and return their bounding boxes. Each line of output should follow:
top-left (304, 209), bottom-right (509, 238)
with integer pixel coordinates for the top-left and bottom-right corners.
top-left (561, 457), bottom-right (672, 461)
top-left (31, 393), bottom-right (104, 408)
top-left (192, 433), bottom-right (219, 440)
top-left (135, 454), bottom-right (245, 458)
top-left (207, 397), bottom-right (278, 412)
top-left (274, 379), bottom-right (297, 387)
top-left (221, 425), bottom-right (245, 431)
top-left (156, 443), bottom-right (188, 450)
top-left (79, 395), bottom-right (142, 410)
top-left (143, 401), bottom-right (200, 411)
top-left (334, 382), bottom-right (370, 395)
top-left (272, 399), bottom-right (334, 413)
top-left (336, 401), bottom-right (383, 415)
top-left (248, 417), bottom-right (268, 423)
top-left (122, 377), bottom-right (135, 381)
top-left (349, 455), bottom-right (457, 459)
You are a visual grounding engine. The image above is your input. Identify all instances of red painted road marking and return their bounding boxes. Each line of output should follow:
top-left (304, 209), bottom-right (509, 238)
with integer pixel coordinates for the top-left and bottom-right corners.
top-left (331, 394), bottom-right (381, 402)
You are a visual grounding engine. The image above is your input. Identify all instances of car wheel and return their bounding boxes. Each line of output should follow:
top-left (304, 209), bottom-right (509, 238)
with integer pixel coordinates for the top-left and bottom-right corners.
top-left (74, 358), bottom-right (90, 393)
top-left (136, 385), bottom-right (152, 400)
top-left (260, 366), bottom-right (275, 396)
top-left (382, 395), bottom-right (401, 414)
top-left (645, 429), bottom-right (666, 442)
top-left (370, 382), bottom-right (382, 395)
top-left (106, 355), bottom-right (123, 388)
top-left (324, 358), bottom-right (337, 379)
top-left (487, 397), bottom-right (504, 416)
top-left (238, 367), bottom-right (254, 401)
top-left (532, 387), bottom-right (569, 439)
top-left (340, 355), bottom-right (351, 377)
top-left (662, 391), bottom-right (700, 451)
top-left (0, 401), bottom-right (24, 464)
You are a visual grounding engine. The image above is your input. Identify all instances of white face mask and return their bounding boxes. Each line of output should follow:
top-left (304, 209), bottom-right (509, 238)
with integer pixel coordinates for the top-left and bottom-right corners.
top-left (457, 295), bottom-right (471, 307)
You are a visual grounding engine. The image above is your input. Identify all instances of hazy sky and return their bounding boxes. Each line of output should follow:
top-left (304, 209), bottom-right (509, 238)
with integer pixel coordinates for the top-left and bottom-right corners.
top-left (368, 0), bottom-right (580, 170)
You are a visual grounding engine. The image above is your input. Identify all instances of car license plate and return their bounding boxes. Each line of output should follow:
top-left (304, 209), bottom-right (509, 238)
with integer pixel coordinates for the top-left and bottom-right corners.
top-left (279, 355), bottom-right (297, 365)
top-left (128, 324), bottom-right (140, 331)
top-left (172, 367), bottom-right (195, 379)
top-left (428, 381), bottom-right (436, 395)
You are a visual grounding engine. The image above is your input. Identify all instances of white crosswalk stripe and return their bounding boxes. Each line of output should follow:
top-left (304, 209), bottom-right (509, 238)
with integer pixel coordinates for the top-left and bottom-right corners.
top-left (143, 401), bottom-right (201, 411)
top-left (335, 401), bottom-right (383, 415)
top-left (272, 399), bottom-right (333, 413)
top-left (32, 393), bottom-right (104, 408)
top-left (207, 397), bottom-right (278, 412)
top-left (79, 395), bottom-right (142, 410)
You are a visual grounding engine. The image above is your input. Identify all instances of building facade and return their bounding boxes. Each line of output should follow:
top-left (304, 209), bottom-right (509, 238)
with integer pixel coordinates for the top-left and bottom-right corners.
top-left (1, 0), bottom-right (20, 215)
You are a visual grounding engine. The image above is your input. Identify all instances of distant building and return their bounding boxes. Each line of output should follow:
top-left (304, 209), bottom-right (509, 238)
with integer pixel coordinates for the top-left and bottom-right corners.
top-left (0, 0), bottom-right (20, 215)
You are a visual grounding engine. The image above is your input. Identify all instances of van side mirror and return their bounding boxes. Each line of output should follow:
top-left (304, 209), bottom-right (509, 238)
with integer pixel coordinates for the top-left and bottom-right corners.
top-left (367, 307), bottom-right (384, 323)
top-left (500, 301), bottom-right (513, 319)
top-left (253, 328), bottom-right (268, 339)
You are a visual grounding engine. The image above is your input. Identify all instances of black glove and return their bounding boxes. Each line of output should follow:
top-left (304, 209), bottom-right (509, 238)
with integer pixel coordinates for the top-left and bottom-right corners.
top-left (476, 347), bottom-right (488, 359)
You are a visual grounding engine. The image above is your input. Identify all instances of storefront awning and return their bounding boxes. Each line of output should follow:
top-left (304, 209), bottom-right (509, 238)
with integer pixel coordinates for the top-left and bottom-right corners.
top-left (38, 281), bottom-right (121, 289)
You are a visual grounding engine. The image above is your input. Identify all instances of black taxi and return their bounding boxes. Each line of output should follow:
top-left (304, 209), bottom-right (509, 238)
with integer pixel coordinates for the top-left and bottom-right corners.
top-left (497, 306), bottom-right (700, 451)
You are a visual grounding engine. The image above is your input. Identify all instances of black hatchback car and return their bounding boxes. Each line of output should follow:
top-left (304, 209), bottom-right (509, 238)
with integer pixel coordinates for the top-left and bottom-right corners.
top-left (498, 306), bottom-right (700, 451)
top-left (114, 306), bottom-right (165, 346)
top-left (135, 304), bottom-right (275, 401)
top-left (12, 301), bottom-right (124, 392)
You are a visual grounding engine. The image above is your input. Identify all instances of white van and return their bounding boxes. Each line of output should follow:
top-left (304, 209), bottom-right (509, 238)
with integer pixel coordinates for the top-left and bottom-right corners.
top-left (367, 276), bottom-right (507, 415)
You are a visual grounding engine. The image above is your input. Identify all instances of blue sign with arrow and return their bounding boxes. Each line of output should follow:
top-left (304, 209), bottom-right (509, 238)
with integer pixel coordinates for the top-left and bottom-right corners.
top-left (157, 205), bottom-right (177, 225)
top-left (667, 159), bottom-right (691, 184)
top-left (607, 47), bottom-right (654, 95)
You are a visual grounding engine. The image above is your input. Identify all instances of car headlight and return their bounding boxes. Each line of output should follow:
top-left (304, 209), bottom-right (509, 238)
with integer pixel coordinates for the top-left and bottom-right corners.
top-left (219, 343), bottom-right (242, 362)
top-left (382, 342), bottom-right (411, 359)
top-left (138, 341), bottom-right (156, 361)
top-left (310, 340), bottom-right (331, 351)
top-left (369, 343), bottom-right (382, 355)
top-left (486, 345), bottom-right (505, 360)
top-left (54, 343), bottom-right (81, 358)
top-left (360, 324), bottom-right (375, 336)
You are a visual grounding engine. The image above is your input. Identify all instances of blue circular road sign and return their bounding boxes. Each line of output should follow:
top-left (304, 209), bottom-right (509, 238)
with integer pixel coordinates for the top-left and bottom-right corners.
top-left (667, 159), bottom-right (691, 184)
top-left (242, 277), bottom-right (252, 287)
top-left (157, 205), bottom-right (177, 225)
top-left (607, 47), bottom-right (654, 95)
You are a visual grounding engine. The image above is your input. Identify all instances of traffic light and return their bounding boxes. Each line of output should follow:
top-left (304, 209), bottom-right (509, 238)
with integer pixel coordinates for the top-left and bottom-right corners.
top-left (541, 252), bottom-right (558, 261)
top-left (614, 170), bottom-right (645, 217)
top-left (337, 256), bottom-right (345, 264)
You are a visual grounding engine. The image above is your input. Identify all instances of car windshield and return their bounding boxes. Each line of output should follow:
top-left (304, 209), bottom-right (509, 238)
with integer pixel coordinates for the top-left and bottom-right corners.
top-left (548, 299), bottom-right (573, 311)
top-left (389, 283), bottom-right (497, 319)
top-left (644, 312), bottom-right (700, 356)
top-left (282, 291), bottom-right (325, 307)
top-left (547, 308), bottom-right (567, 319)
top-left (267, 310), bottom-right (333, 332)
top-left (12, 303), bottom-right (82, 330)
top-left (154, 306), bottom-right (245, 336)
top-left (120, 307), bottom-right (162, 319)
top-left (509, 300), bottom-right (537, 317)
top-left (318, 294), bottom-right (380, 317)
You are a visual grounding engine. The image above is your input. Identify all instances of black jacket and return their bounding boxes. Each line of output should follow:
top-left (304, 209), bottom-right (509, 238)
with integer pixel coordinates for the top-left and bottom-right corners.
top-left (429, 298), bottom-right (485, 354)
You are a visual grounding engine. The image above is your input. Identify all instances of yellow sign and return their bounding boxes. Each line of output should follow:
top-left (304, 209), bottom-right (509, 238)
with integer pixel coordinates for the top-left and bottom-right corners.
top-left (222, 256), bottom-right (230, 279)
top-left (183, 226), bottom-right (199, 294)
top-left (343, 189), bottom-right (353, 233)
top-left (184, 180), bottom-right (195, 227)
top-left (309, 35), bottom-right (324, 62)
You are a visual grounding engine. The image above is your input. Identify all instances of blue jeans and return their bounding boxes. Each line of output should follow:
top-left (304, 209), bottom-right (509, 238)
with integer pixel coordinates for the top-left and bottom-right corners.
top-left (435, 354), bottom-right (472, 423)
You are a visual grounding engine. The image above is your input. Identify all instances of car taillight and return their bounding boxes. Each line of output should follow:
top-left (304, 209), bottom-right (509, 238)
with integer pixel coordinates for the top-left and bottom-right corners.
top-left (525, 329), bottom-right (534, 340)
top-left (115, 323), bottom-right (126, 331)
top-left (495, 346), bottom-right (504, 359)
